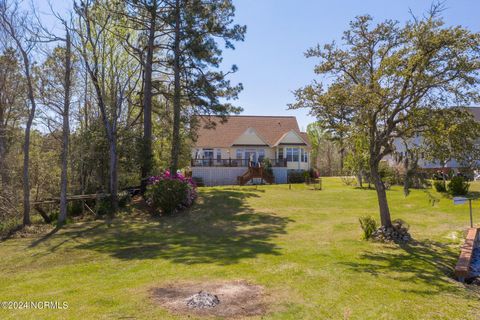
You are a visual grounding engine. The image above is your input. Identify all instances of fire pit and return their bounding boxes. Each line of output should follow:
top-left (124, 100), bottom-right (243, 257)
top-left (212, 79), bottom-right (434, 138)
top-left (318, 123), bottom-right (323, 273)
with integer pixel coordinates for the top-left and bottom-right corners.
top-left (150, 280), bottom-right (265, 317)
top-left (186, 291), bottom-right (220, 309)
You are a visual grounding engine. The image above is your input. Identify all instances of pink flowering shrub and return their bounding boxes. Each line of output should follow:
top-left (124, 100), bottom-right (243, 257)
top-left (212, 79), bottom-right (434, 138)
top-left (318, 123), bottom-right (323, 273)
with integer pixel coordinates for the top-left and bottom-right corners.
top-left (145, 170), bottom-right (197, 214)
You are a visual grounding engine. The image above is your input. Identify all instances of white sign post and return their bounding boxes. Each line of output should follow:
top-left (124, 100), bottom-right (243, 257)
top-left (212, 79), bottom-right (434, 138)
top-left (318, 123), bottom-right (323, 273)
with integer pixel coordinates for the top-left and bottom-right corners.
top-left (453, 197), bottom-right (473, 228)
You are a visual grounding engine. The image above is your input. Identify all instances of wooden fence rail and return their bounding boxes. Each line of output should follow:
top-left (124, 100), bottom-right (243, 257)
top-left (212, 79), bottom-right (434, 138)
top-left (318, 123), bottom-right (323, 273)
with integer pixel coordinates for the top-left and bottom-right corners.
top-left (30, 193), bottom-right (110, 205)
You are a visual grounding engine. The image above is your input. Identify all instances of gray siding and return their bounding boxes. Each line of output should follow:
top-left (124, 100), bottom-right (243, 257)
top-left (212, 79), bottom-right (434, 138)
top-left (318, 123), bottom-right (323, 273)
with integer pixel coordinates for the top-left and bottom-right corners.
top-left (272, 168), bottom-right (288, 183)
top-left (192, 167), bottom-right (289, 186)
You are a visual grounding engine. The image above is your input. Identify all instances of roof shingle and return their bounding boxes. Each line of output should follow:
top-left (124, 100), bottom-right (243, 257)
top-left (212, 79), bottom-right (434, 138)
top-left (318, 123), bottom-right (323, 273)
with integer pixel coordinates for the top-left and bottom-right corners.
top-left (194, 115), bottom-right (308, 148)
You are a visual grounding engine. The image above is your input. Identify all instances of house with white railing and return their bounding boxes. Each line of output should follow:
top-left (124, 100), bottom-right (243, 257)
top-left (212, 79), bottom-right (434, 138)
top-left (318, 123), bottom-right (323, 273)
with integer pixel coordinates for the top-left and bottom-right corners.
top-left (191, 115), bottom-right (311, 186)
top-left (386, 106), bottom-right (480, 173)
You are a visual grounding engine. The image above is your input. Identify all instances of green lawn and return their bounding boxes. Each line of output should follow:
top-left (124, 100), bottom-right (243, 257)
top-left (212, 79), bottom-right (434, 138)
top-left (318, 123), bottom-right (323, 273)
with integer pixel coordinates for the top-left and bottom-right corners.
top-left (1, 178), bottom-right (480, 319)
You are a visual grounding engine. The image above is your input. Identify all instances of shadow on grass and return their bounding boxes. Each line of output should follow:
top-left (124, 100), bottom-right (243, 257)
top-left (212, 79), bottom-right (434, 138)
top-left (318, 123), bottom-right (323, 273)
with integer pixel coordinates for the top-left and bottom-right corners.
top-left (340, 240), bottom-right (460, 294)
top-left (29, 226), bottom-right (61, 248)
top-left (39, 189), bottom-right (292, 265)
top-left (353, 186), bottom-right (375, 190)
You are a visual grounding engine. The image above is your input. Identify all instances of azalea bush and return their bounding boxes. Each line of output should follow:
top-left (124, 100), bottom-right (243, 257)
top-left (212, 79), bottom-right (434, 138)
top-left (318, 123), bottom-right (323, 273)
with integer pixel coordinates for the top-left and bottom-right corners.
top-left (145, 171), bottom-right (197, 214)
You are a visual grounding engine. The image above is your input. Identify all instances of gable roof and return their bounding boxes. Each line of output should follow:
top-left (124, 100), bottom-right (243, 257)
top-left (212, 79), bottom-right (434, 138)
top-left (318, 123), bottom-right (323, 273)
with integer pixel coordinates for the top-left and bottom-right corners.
top-left (273, 129), bottom-right (308, 146)
top-left (195, 115), bottom-right (309, 148)
top-left (232, 127), bottom-right (270, 146)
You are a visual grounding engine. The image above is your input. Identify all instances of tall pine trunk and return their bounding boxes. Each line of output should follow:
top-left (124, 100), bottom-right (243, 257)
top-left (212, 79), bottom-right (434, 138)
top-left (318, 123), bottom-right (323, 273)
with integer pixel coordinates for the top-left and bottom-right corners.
top-left (370, 158), bottom-right (392, 228)
top-left (21, 50), bottom-right (36, 226)
top-left (170, 0), bottom-right (181, 176)
top-left (89, 73), bottom-right (118, 214)
top-left (108, 133), bottom-right (118, 214)
top-left (0, 125), bottom-right (8, 185)
top-left (141, 6), bottom-right (156, 191)
top-left (339, 147), bottom-right (345, 174)
top-left (58, 31), bottom-right (72, 225)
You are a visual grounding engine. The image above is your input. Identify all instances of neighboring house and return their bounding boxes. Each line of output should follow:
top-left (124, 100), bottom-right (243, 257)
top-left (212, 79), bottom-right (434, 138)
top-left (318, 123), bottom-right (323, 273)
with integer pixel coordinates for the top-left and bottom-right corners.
top-left (386, 106), bottom-right (480, 171)
top-left (191, 115), bottom-right (311, 186)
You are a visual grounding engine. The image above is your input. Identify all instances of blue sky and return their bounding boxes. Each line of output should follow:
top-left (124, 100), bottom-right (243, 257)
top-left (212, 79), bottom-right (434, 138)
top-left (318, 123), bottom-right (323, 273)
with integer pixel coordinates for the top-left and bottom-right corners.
top-left (38, 0), bottom-right (480, 130)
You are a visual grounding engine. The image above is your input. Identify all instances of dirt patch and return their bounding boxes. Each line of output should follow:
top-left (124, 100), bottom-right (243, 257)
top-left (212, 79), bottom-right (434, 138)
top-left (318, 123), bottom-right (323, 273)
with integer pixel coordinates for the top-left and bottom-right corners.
top-left (150, 280), bottom-right (265, 318)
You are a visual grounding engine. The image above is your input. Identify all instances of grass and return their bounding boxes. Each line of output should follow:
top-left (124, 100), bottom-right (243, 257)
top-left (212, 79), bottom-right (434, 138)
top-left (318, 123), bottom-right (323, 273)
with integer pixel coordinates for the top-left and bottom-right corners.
top-left (1, 177), bottom-right (480, 319)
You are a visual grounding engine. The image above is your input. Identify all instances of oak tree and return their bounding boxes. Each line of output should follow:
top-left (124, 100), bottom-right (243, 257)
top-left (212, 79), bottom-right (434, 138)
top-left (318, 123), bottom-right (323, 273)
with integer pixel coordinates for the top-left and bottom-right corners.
top-left (291, 9), bottom-right (480, 227)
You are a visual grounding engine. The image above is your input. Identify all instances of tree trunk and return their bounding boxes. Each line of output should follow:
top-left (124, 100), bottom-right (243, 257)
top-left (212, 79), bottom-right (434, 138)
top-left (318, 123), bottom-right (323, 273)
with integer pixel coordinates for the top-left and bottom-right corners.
top-left (79, 6), bottom-right (119, 215)
top-left (370, 159), bottom-right (392, 228)
top-left (170, 0), bottom-right (181, 176)
top-left (0, 125), bottom-right (8, 185)
top-left (441, 161), bottom-right (447, 189)
top-left (357, 171), bottom-right (363, 188)
top-left (21, 50), bottom-right (36, 226)
top-left (88, 73), bottom-right (118, 214)
top-left (34, 204), bottom-right (52, 223)
top-left (339, 148), bottom-right (344, 174)
top-left (101, 126), bottom-right (118, 215)
top-left (141, 7), bottom-right (156, 192)
top-left (58, 30), bottom-right (72, 226)
top-left (403, 154), bottom-right (410, 197)
top-left (108, 133), bottom-right (118, 214)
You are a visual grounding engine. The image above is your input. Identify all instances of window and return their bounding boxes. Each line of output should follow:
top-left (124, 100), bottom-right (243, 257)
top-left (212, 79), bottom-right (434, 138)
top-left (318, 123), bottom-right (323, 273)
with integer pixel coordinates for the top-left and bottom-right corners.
top-left (258, 149), bottom-right (265, 162)
top-left (203, 149), bottom-right (214, 159)
top-left (286, 148), bottom-right (292, 161)
top-left (278, 148), bottom-right (284, 160)
top-left (216, 149), bottom-right (222, 161)
top-left (292, 148), bottom-right (299, 161)
top-left (236, 149), bottom-right (243, 159)
top-left (286, 148), bottom-right (299, 162)
top-left (302, 149), bottom-right (308, 163)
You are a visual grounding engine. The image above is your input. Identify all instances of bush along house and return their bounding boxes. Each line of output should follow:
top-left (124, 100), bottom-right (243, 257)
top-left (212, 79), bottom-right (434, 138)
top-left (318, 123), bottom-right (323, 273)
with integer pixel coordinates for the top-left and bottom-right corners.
top-left (191, 115), bottom-right (311, 186)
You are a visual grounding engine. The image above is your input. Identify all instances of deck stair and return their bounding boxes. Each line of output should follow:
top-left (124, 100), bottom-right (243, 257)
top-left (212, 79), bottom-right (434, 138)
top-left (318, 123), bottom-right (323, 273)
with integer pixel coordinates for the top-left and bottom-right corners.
top-left (237, 166), bottom-right (274, 185)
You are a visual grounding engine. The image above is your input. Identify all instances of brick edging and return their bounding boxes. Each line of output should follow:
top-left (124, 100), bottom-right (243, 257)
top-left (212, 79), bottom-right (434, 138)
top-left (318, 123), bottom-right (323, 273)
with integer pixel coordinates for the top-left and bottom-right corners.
top-left (455, 227), bottom-right (479, 282)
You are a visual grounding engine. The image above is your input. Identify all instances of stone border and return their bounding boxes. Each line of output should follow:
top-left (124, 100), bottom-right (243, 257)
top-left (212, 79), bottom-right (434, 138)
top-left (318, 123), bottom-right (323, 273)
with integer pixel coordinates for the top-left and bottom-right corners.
top-left (455, 227), bottom-right (479, 282)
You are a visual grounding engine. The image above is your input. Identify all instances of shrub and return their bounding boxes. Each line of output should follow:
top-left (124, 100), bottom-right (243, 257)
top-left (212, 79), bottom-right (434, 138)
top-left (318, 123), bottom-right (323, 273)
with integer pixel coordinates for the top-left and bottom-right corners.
top-left (304, 169), bottom-right (319, 184)
top-left (309, 168), bottom-right (319, 179)
top-left (96, 196), bottom-right (113, 216)
top-left (379, 162), bottom-right (402, 186)
top-left (433, 180), bottom-right (447, 193)
top-left (359, 216), bottom-right (377, 240)
top-left (261, 157), bottom-right (273, 176)
top-left (68, 201), bottom-right (84, 217)
top-left (118, 191), bottom-right (131, 208)
top-left (302, 170), bottom-right (310, 181)
top-left (288, 170), bottom-right (306, 183)
top-left (447, 176), bottom-right (469, 196)
top-left (341, 175), bottom-right (357, 186)
top-left (146, 170), bottom-right (197, 215)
